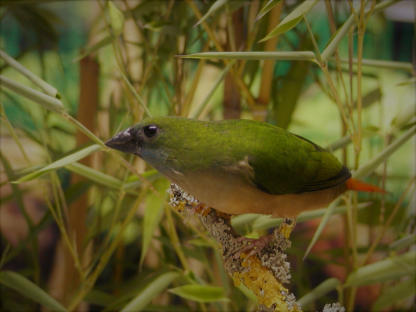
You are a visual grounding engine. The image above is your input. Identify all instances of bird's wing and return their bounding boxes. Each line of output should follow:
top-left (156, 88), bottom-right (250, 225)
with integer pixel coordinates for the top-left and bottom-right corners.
top-left (247, 132), bottom-right (351, 195)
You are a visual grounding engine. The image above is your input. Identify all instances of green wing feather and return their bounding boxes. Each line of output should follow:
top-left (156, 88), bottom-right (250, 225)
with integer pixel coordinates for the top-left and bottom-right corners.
top-left (245, 124), bottom-right (350, 194)
top-left (215, 120), bottom-right (351, 195)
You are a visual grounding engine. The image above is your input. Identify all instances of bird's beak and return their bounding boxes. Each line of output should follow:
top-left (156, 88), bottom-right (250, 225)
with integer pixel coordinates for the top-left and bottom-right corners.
top-left (105, 128), bottom-right (139, 155)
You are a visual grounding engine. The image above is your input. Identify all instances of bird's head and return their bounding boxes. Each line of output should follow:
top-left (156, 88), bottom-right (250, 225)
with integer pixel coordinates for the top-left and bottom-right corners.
top-left (105, 119), bottom-right (161, 157)
top-left (105, 117), bottom-right (207, 173)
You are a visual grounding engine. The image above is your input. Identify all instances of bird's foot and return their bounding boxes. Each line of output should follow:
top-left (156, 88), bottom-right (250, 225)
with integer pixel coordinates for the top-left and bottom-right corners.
top-left (228, 218), bottom-right (296, 262)
top-left (231, 234), bottom-right (274, 260)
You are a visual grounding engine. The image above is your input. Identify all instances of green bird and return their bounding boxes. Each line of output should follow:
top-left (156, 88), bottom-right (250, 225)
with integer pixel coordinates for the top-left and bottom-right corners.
top-left (105, 117), bottom-right (382, 218)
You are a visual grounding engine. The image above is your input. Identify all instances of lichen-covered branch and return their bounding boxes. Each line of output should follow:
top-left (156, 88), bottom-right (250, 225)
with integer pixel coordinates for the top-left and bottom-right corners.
top-left (168, 184), bottom-right (301, 312)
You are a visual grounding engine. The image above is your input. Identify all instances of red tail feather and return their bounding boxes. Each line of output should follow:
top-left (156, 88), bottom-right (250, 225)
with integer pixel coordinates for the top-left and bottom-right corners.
top-left (346, 178), bottom-right (386, 193)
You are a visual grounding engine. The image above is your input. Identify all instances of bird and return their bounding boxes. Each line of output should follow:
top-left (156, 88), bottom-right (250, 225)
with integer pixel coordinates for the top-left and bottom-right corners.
top-left (105, 116), bottom-right (384, 219)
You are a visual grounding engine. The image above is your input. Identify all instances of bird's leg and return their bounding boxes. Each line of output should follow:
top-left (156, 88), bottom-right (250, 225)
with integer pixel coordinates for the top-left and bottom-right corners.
top-left (233, 234), bottom-right (275, 259)
top-left (230, 218), bottom-right (296, 261)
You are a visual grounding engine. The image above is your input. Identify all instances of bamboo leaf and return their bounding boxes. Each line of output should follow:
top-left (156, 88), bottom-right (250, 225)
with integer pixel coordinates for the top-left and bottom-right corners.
top-left (180, 51), bottom-right (316, 62)
top-left (169, 284), bottom-right (228, 303)
top-left (121, 272), bottom-right (180, 312)
top-left (252, 202), bottom-right (370, 232)
top-left (122, 170), bottom-right (160, 190)
top-left (303, 198), bottom-right (341, 260)
top-left (298, 278), bottom-right (340, 308)
top-left (332, 57), bottom-right (413, 72)
top-left (322, 0), bottom-right (400, 61)
top-left (397, 77), bottom-right (416, 86)
top-left (372, 278), bottom-right (416, 311)
top-left (0, 270), bottom-right (67, 312)
top-left (392, 109), bottom-right (416, 131)
top-left (73, 35), bottom-right (113, 62)
top-left (256, 0), bottom-right (282, 21)
top-left (345, 251), bottom-right (416, 287)
top-left (120, 72), bottom-right (152, 117)
top-left (353, 126), bottom-right (416, 179)
top-left (66, 162), bottom-right (123, 189)
top-left (15, 144), bottom-right (101, 183)
top-left (0, 75), bottom-right (64, 113)
top-left (140, 178), bottom-right (170, 267)
top-left (189, 62), bottom-right (233, 119)
top-left (108, 1), bottom-right (125, 35)
top-left (64, 114), bottom-right (106, 147)
top-left (0, 49), bottom-right (59, 98)
top-left (326, 135), bottom-right (351, 152)
top-left (321, 14), bottom-right (354, 61)
top-left (194, 0), bottom-right (228, 27)
top-left (390, 234), bottom-right (416, 251)
top-left (85, 289), bottom-right (115, 307)
top-left (260, 0), bottom-right (318, 42)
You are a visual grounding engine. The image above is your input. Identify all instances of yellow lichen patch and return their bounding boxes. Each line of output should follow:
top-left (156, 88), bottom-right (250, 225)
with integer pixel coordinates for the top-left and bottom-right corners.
top-left (232, 254), bottom-right (302, 312)
top-left (280, 219), bottom-right (296, 239)
top-left (172, 200), bottom-right (186, 213)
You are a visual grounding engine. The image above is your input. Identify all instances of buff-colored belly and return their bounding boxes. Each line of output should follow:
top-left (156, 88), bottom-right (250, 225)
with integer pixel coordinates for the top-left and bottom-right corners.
top-left (169, 170), bottom-right (344, 218)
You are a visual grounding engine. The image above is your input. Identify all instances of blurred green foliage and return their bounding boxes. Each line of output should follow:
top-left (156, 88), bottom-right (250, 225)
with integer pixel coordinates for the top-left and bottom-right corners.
top-left (0, 1), bottom-right (414, 311)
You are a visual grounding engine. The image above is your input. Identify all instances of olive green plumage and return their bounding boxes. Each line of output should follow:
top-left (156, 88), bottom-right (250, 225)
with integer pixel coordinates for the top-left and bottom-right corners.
top-left (124, 117), bottom-right (349, 195)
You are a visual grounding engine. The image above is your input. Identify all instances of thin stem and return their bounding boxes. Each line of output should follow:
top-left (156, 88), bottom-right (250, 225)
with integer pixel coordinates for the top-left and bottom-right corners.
top-left (362, 177), bottom-right (416, 265)
top-left (68, 188), bottom-right (148, 311)
top-left (185, 0), bottom-right (257, 110)
top-left (165, 205), bottom-right (190, 272)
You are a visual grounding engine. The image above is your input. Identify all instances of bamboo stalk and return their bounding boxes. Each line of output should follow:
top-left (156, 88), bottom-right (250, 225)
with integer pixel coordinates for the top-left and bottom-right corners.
top-left (48, 56), bottom-right (99, 308)
top-left (256, 1), bottom-right (283, 120)
top-left (223, 6), bottom-right (244, 119)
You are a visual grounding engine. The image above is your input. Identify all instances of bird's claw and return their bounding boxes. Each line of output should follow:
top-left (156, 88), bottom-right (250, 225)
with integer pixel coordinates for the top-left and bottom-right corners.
top-left (230, 234), bottom-right (274, 261)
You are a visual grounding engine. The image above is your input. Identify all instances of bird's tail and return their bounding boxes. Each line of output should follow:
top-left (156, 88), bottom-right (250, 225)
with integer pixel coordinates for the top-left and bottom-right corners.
top-left (346, 178), bottom-right (386, 193)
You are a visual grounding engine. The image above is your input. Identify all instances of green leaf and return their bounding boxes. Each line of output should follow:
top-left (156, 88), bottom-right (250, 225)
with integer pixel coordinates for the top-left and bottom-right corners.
top-left (140, 178), bottom-right (170, 267)
top-left (391, 104), bottom-right (416, 130)
top-left (372, 278), bottom-right (416, 311)
top-left (108, 1), bottom-right (125, 35)
top-left (0, 49), bottom-right (59, 98)
top-left (74, 35), bottom-right (113, 62)
top-left (187, 238), bottom-right (213, 247)
top-left (390, 234), bottom-right (416, 251)
top-left (326, 135), bottom-right (351, 152)
top-left (15, 144), bottom-right (101, 183)
top-left (189, 62), bottom-right (233, 119)
top-left (0, 75), bottom-right (63, 113)
top-left (303, 197), bottom-right (341, 260)
top-left (0, 271), bottom-right (67, 312)
top-left (121, 272), bottom-right (180, 312)
top-left (195, 0), bottom-right (228, 27)
top-left (321, 14), bottom-right (354, 61)
top-left (65, 162), bottom-right (123, 189)
top-left (169, 284), bottom-right (228, 303)
top-left (260, 0), bottom-right (318, 42)
top-left (332, 57), bottom-right (413, 72)
top-left (248, 202), bottom-right (371, 232)
top-left (180, 51), bottom-right (316, 62)
top-left (256, 0), bottom-right (282, 21)
top-left (120, 72), bottom-right (152, 117)
top-left (345, 250), bottom-right (416, 287)
top-left (298, 278), bottom-right (340, 308)
top-left (397, 77), bottom-right (416, 86)
top-left (85, 289), bottom-right (116, 307)
top-left (322, 0), bottom-right (400, 61)
top-left (353, 125), bottom-right (416, 179)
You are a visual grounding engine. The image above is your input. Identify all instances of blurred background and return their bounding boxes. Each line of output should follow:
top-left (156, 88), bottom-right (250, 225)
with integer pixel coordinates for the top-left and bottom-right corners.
top-left (0, 0), bottom-right (415, 311)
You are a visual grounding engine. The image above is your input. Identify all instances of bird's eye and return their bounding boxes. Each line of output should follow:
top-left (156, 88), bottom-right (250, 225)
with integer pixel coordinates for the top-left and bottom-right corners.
top-left (143, 125), bottom-right (158, 138)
